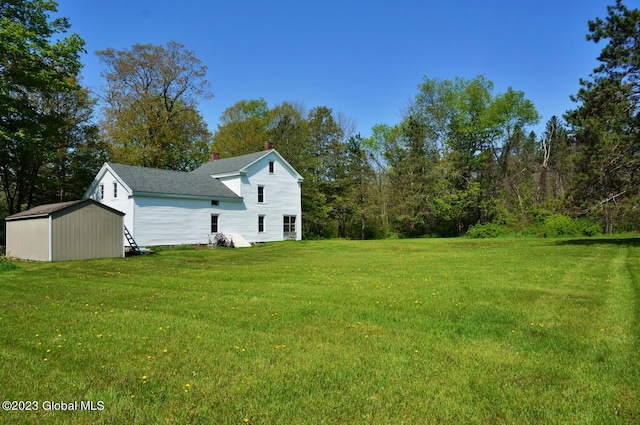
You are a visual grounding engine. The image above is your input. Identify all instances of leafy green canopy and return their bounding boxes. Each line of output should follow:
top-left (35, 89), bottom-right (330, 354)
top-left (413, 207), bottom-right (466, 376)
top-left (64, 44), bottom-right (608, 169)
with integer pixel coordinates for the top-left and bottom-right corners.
top-left (97, 41), bottom-right (214, 171)
top-left (374, 75), bottom-right (540, 236)
top-left (0, 0), bottom-right (86, 214)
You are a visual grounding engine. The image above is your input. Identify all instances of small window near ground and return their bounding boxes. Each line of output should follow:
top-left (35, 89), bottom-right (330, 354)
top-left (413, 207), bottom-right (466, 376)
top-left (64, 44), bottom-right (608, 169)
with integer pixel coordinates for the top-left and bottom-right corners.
top-left (211, 215), bottom-right (219, 233)
top-left (258, 215), bottom-right (265, 233)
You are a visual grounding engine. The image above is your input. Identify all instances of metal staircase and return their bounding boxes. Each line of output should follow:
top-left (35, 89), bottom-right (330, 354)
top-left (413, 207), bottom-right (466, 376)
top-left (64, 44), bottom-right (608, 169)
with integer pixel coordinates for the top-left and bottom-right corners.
top-left (124, 225), bottom-right (141, 255)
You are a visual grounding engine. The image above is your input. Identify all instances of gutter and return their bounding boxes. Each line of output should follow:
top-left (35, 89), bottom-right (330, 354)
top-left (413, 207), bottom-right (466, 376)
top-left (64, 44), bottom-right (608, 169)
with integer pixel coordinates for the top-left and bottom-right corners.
top-left (131, 191), bottom-right (243, 202)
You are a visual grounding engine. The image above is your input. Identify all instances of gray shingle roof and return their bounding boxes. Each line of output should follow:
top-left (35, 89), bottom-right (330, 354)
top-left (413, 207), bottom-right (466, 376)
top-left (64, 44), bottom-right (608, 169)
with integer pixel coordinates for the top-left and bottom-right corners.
top-left (108, 163), bottom-right (241, 199)
top-left (191, 150), bottom-right (270, 175)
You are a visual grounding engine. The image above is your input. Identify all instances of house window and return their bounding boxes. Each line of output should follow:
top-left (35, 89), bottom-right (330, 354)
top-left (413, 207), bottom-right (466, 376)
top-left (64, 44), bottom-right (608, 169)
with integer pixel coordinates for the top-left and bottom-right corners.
top-left (99, 184), bottom-right (104, 200)
top-left (269, 161), bottom-right (274, 174)
top-left (258, 215), bottom-right (265, 233)
top-left (258, 186), bottom-right (265, 203)
top-left (113, 182), bottom-right (118, 198)
top-left (211, 215), bottom-right (219, 233)
top-left (211, 200), bottom-right (219, 206)
top-left (284, 215), bottom-right (296, 236)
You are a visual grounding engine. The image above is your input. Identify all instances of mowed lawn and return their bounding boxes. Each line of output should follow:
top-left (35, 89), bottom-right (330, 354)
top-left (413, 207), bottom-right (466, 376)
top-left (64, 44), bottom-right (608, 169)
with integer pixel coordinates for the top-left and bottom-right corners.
top-left (0, 237), bottom-right (638, 424)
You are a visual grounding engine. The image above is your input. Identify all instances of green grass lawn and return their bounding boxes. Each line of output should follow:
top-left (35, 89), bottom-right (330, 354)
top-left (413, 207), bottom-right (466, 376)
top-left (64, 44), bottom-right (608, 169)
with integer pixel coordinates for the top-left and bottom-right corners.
top-left (0, 237), bottom-right (638, 424)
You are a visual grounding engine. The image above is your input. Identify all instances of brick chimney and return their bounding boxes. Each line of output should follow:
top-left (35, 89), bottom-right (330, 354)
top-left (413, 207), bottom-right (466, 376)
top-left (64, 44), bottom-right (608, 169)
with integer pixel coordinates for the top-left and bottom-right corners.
top-left (264, 141), bottom-right (274, 151)
top-left (210, 152), bottom-right (220, 161)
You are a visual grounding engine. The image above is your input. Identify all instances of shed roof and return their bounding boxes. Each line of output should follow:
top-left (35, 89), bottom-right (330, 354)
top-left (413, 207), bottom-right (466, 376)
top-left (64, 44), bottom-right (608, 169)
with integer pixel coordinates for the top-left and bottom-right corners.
top-left (107, 163), bottom-right (241, 199)
top-left (5, 199), bottom-right (125, 221)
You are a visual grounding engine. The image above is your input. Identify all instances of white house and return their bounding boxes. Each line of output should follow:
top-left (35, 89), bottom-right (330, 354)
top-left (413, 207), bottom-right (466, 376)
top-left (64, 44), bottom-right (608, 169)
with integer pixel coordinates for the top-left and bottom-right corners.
top-left (83, 147), bottom-right (303, 247)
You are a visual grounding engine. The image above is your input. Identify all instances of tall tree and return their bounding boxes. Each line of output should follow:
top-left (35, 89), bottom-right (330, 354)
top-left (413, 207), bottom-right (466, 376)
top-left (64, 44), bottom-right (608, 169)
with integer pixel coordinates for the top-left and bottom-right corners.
top-left (537, 116), bottom-right (574, 203)
top-left (377, 117), bottom-right (441, 236)
top-left (342, 134), bottom-right (378, 239)
top-left (34, 78), bottom-right (107, 204)
top-left (306, 106), bottom-right (346, 237)
top-left (404, 75), bottom-right (539, 234)
top-left (566, 0), bottom-right (640, 232)
top-left (265, 101), bottom-right (310, 171)
top-left (212, 98), bottom-right (269, 157)
top-left (97, 41), bottom-right (213, 171)
top-left (0, 0), bottom-right (85, 214)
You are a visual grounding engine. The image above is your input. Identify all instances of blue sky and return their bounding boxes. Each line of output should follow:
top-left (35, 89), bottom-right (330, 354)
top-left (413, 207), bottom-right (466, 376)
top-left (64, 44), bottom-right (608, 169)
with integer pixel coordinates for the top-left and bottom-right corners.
top-left (56, 0), bottom-right (613, 138)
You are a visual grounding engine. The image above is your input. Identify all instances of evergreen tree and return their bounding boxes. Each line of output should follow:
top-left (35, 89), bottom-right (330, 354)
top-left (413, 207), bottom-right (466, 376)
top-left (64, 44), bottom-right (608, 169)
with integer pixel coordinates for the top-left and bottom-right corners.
top-left (566, 0), bottom-right (640, 232)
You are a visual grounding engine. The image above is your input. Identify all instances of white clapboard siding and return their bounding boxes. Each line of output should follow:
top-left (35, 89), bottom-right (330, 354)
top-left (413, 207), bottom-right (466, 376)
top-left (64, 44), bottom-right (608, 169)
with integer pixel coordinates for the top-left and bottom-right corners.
top-left (83, 150), bottom-right (302, 246)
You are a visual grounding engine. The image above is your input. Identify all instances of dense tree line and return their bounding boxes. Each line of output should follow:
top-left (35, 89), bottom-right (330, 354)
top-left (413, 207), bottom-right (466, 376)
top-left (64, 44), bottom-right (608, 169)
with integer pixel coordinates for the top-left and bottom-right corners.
top-left (1, 0), bottom-right (639, 246)
top-left (0, 0), bottom-right (102, 215)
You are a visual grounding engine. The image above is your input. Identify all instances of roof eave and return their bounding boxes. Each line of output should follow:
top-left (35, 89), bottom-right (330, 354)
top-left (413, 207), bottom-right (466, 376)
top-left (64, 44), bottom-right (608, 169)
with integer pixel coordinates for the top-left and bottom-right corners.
top-left (5, 213), bottom-right (50, 221)
top-left (132, 191), bottom-right (243, 202)
top-left (210, 171), bottom-right (247, 179)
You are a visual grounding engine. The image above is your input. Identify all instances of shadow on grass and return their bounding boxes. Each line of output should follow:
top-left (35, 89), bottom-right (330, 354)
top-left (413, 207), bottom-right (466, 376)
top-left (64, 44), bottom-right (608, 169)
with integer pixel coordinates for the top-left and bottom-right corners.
top-left (555, 237), bottom-right (640, 247)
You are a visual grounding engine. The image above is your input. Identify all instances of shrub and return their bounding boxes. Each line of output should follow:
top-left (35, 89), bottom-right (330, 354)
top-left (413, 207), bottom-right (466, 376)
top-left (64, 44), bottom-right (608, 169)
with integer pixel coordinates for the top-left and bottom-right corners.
top-left (575, 219), bottom-right (601, 236)
top-left (0, 255), bottom-right (18, 271)
top-left (542, 214), bottom-right (579, 237)
top-left (466, 223), bottom-right (509, 239)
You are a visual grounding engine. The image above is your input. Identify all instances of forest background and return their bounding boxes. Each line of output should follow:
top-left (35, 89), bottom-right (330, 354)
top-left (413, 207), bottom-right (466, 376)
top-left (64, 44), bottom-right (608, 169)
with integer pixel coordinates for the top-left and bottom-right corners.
top-left (1, 0), bottom-right (639, 245)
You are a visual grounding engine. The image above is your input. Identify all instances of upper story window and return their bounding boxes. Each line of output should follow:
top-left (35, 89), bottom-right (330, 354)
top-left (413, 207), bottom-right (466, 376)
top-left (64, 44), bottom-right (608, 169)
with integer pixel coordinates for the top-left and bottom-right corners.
top-left (113, 182), bottom-right (118, 198)
top-left (269, 161), bottom-right (274, 174)
top-left (258, 186), bottom-right (265, 203)
top-left (99, 184), bottom-right (104, 200)
top-left (211, 200), bottom-right (219, 206)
